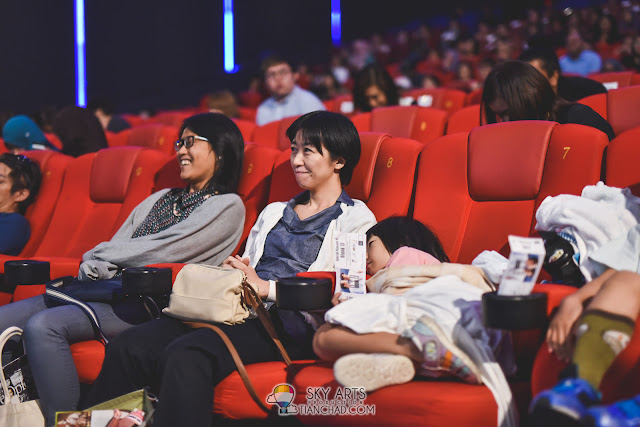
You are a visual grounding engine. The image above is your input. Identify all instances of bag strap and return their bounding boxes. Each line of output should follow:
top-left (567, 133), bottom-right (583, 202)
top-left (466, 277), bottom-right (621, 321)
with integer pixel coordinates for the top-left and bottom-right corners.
top-left (0, 326), bottom-right (24, 401)
top-left (186, 322), bottom-right (275, 414)
top-left (241, 281), bottom-right (292, 365)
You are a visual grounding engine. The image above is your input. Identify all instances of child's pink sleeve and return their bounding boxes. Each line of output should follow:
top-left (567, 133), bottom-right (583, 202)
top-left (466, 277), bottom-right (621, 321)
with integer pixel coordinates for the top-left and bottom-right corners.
top-left (385, 246), bottom-right (442, 268)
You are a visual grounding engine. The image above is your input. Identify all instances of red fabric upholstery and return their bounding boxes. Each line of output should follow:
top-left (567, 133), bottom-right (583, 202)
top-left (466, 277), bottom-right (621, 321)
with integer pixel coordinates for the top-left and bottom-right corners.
top-left (606, 127), bottom-right (640, 188)
top-left (607, 86), bottom-right (640, 136)
top-left (90, 148), bottom-right (139, 203)
top-left (105, 130), bottom-right (129, 147)
top-left (44, 133), bottom-right (63, 150)
top-left (404, 88), bottom-right (467, 115)
top-left (632, 73), bottom-right (640, 86)
top-left (578, 93), bottom-right (608, 120)
top-left (446, 105), bottom-right (482, 135)
top-left (588, 71), bottom-right (634, 89)
top-left (252, 120), bottom-right (281, 150)
top-left (344, 132), bottom-right (386, 201)
top-left (124, 124), bottom-right (179, 156)
top-left (236, 143), bottom-right (281, 251)
top-left (71, 341), bottom-right (106, 384)
top-left (152, 157), bottom-right (184, 193)
top-left (238, 107), bottom-right (257, 122)
top-left (370, 106), bottom-right (447, 146)
top-left (19, 151), bottom-right (72, 257)
top-left (291, 363), bottom-right (497, 426)
top-left (350, 112), bottom-right (371, 133)
top-left (413, 122), bottom-right (607, 263)
top-left (0, 138), bottom-right (6, 154)
top-left (366, 136), bottom-right (422, 219)
top-left (150, 110), bottom-right (193, 127)
top-left (330, 95), bottom-right (355, 114)
top-left (232, 119), bottom-right (256, 143)
top-left (468, 121), bottom-right (555, 201)
top-left (465, 88), bottom-right (483, 106)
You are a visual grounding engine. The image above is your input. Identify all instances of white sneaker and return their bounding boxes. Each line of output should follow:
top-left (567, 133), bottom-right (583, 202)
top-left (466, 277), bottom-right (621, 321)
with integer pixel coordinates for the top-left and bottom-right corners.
top-left (333, 353), bottom-right (415, 392)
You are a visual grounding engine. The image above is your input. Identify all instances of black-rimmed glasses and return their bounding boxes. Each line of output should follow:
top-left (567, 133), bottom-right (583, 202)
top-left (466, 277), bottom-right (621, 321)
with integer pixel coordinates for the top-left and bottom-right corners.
top-left (174, 135), bottom-right (209, 152)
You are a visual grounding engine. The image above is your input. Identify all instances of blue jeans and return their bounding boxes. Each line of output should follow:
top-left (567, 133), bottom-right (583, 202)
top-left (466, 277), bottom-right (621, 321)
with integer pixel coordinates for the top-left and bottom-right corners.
top-left (0, 295), bottom-right (134, 426)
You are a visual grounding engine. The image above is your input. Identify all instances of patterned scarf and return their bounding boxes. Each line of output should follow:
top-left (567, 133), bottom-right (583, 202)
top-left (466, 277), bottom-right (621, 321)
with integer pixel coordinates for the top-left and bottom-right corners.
top-left (132, 187), bottom-right (217, 238)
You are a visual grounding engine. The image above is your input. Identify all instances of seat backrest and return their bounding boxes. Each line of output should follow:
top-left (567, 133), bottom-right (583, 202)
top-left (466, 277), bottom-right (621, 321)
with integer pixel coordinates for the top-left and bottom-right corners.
top-left (252, 116), bottom-right (300, 151)
top-left (33, 147), bottom-right (170, 259)
top-left (403, 88), bottom-right (467, 115)
top-left (632, 73), bottom-right (640, 86)
top-left (237, 143), bottom-right (281, 250)
top-left (125, 124), bottom-right (179, 156)
top-left (232, 119), bottom-right (256, 143)
top-left (465, 88), bottom-right (483, 106)
top-left (150, 110), bottom-right (193, 127)
top-left (606, 127), bottom-right (640, 188)
top-left (588, 71), bottom-right (634, 90)
top-left (350, 112), bottom-right (371, 133)
top-left (0, 138), bottom-right (6, 154)
top-left (578, 93), bottom-right (608, 120)
top-left (413, 121), bottom-right (608, 263)
top-left (446, 105), bottom-right (482, 135)
top-left (607, 86), bottom-right (640, 136)
top-left (370, 106), bottom-right (447, 146)
top-left (20, 151), bottom-right (73, 257)
top-left (330, 95), bottom-right (355, 114)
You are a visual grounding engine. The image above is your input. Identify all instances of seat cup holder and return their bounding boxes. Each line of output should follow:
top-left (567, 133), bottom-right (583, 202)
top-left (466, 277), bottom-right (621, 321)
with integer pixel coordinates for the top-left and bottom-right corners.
top-left (276, 277), bottom-right (333, 311)
top-left (482, 292), bottom-right (548, 330)
top-left (4, 260), bottom-right (51, 287)
top-left (122, 267), bottom-right (173, 296)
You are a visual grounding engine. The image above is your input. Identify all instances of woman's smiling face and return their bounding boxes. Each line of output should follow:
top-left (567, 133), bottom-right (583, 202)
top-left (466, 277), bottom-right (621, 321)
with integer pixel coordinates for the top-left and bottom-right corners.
top-left (176, 128), bottom-right (217, 192)
top-left (290, 131), bottom-right (343, 192)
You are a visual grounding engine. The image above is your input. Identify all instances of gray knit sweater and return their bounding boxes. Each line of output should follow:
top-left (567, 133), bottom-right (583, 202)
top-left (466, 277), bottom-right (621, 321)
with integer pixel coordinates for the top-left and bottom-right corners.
top-left (78, 189), bottom-right (245, 280)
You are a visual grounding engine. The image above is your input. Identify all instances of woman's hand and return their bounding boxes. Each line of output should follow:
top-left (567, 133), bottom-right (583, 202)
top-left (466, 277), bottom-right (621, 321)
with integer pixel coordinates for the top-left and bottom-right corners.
top-left (546, 294), bottom-right (584, 362)
top-left (223, 256), bottom-right (270, 298)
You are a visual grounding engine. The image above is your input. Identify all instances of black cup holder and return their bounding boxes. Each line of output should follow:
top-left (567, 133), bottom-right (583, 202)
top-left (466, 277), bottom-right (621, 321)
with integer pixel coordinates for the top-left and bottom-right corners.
top-left (122, 267), bottom-right (173, 296)
top-left (276, 277), bottom-right (333, 311)
top-left (4, 260), bottom-right (51, 287)
top-left (482, 291), bottom-right (548, 330)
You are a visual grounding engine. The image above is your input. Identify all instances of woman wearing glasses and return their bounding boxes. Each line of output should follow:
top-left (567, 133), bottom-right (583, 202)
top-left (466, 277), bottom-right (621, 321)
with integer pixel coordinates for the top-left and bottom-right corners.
top-left (0, 153), bottom-right (42, 255)
top-left (0, 113), bottom-right (245, 425)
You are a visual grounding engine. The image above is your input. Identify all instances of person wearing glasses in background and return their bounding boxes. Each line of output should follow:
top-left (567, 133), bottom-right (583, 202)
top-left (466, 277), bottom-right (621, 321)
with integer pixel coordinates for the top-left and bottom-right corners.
top-left (0, 113), bottom-right (246, 425)
top-left (256, 56), bottom-right (326, 125)
top-left (0, 153), bottom-right (41, 255)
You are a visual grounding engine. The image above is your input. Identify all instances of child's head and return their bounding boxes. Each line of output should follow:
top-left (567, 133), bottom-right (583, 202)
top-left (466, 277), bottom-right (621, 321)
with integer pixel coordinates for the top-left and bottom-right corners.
top-left (365, 216), bottom-right (449, 275)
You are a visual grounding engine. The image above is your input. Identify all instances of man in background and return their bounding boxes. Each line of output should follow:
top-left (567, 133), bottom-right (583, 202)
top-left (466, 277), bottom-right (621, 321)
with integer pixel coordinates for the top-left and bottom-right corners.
top-left (256, 57), bottom-right (325, 126)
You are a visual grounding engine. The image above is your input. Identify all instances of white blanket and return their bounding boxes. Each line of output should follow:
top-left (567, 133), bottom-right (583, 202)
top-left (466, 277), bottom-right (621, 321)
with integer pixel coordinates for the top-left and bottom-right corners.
top-left (535, 182), bottom-right (640, 280)
top-left (325, 275), bottom-right (517, 427)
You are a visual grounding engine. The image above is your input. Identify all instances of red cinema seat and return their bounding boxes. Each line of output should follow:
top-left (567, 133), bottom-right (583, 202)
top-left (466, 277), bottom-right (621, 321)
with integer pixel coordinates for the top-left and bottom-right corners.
top-left (465, 88), bottom-right (483, 106)
top-left (252, 116), bottom-right (300, 151)
top-left (19, 151), bottom-right (73, 258)
top-left (578, 93), bottom-right (608, 120)
top-left (331, 95), bottom-right (355, 115)
top-left (370, 106), bottom-right (447, 146)
top-left (607, 86), bottom-right (640, 136)
top-left (105, 130), bottom-right (129, 147)
top-left (238, 107), bottom-right (257, 122)
top-left (0, 138), bottom-right (6, 154)
top-left (350, 112), bottom-right (371, 133)
top-left (446, 104), bottom-right (483, 135)
top-left (632, 73), bottom-right (640, 86)
top-left (413, 121), bottom-right (608, 264)
top-left (403, 88), bottom-right (467, 115)
top-left (2, 147), bottom-right (171, 287)
top-left (605, 127), bottom-right (640, 188)
top-left (235, 143), bottom-right (281, 252)
top-left (123, 124), bottom-right (179, 157)
top-left (150, 110), bottom-right (194, 127)
top-left (588, 71), bottom-right (634, 90)
top-left (232, 119), bottom-right (256, 143)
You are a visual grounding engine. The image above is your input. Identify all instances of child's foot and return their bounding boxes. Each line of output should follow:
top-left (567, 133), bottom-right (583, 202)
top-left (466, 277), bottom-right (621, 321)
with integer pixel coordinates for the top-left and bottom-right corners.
top-left (582, 394), bottom-right (640, 427)
top-left (411, 314), bottom-right (482, 384)
top-left (529, 377), bottom-right (601, 427)
top-left (333, 353), bottom-right (415, 392)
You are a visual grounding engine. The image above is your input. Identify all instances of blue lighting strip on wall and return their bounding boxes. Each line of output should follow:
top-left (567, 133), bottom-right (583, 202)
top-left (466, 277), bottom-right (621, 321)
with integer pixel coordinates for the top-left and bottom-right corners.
top-left (223, 0), bottom-right (237, 73)
top-left (331, 0), bottom-right (341, 46)
top-left (75, 0), bottom-right (87, 107)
